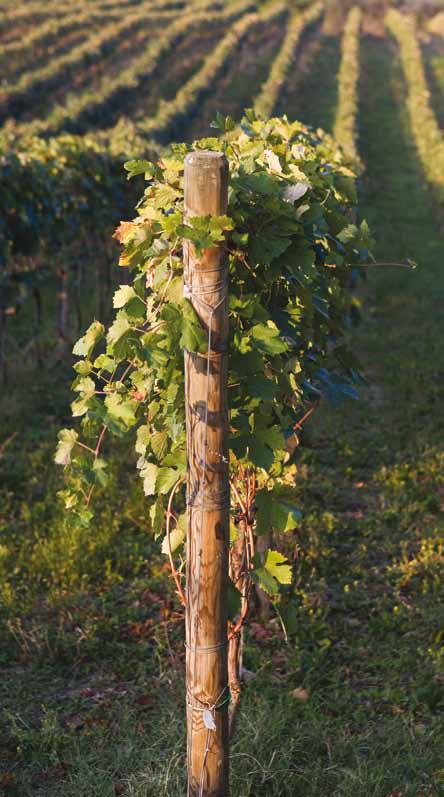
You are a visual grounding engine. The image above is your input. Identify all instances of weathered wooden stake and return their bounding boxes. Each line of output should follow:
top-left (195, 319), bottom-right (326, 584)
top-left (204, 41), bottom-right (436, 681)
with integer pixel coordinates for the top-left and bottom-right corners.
top-left (184, 151), bottom-right (230, 797)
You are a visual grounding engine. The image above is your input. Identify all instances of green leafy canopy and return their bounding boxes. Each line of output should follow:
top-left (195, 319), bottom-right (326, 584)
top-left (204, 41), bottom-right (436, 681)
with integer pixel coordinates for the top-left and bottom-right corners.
top-left (55, 111), bottom-right (373, 598)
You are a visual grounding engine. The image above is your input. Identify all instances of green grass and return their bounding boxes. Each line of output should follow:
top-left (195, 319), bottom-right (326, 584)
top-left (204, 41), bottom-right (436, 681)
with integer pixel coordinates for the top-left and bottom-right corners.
top-left (275, 33), bottom-right (341, 132)
top-left (1, 29), bottom-right (444, 797)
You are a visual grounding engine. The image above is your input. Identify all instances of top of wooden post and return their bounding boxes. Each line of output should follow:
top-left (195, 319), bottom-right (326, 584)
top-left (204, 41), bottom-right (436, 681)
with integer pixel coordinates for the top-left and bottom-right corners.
top-left (184, 150), bottom-right (229, 217)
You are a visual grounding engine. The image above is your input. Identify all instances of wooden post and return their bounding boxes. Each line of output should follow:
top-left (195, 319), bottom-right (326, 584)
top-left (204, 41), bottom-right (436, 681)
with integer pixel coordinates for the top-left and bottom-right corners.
top-left (184, 151), bottom-right (230, 797)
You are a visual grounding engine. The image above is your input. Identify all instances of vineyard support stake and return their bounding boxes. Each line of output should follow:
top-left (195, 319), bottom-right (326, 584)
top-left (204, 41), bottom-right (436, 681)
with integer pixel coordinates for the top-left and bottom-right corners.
top-left (184, 151), bottom-right (230, 797)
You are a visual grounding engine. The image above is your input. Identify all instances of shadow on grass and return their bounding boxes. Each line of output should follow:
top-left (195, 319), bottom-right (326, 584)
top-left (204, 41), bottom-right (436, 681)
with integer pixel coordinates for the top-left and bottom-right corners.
top-left (275, 32), bottom-right (341, 133)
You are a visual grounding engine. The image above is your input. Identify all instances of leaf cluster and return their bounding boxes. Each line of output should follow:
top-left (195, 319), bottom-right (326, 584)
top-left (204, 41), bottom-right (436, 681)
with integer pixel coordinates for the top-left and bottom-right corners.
top-left (56, 112), bottom-right (374, 599)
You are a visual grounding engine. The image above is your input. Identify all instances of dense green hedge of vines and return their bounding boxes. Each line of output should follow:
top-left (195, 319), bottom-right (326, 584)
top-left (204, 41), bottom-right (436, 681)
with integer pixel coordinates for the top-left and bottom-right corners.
top-left (0, 133), bottom-right (150, 318)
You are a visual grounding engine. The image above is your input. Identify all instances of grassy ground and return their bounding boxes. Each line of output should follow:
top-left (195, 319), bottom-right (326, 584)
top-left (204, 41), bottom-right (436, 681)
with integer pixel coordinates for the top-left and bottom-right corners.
top-left (1, 29), bottom-right (444, 797)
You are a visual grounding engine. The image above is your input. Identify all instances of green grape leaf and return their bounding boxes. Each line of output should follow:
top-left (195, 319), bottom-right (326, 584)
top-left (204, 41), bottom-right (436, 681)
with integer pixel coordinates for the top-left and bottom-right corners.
top-left (57, 489), bottom-right (78, 510)
top-left (254, 550), bottom-right (292, 596)
top-left (151, 430), bottom-right (168, 460)
top-left (94, 354), bottom-right (115, 372)
top-left (210, 112), bottom-right (236, 132)
top-left (125, 296), bottom-right (147, 318)
top-left (337, 224), bottom-right (358, 245)
top-left (250, 374), bottom-right (277, 400)
top-left (124, 159), bottom-right (153, 178)
top-left (71, 396), bottom-right (92, 418)
top-left (251, 323), bottom-right (288, 355)
top-left (161, 447), bottom-right (186, 474)
top-left (150, 498), bottom-right (164, 537)
top-left (256, 426), bottom-right (286, 453)
top-left (254, 566), bottom-right (279, 596)
top-left (166, 276), bottom-right (184, 303)
top-left (248, 438), bottom-right (275, 470)
top-left (73, 376), bottom-right (95, 397)
top-left (92, 457), bottom-right (108, 487)
top-left (264, 550), bottom-right (292, 584)
top-left (104, 394), bottom-right (138, 427)
top-left (179, 299), bottom-right (208, 353)
top-left (107, 312), bottom-right (131, 348)
top-left (73, 360), bottom-right (93, 376)
top-left (255, 491), bottom-right (302, 536)
top-left (73, 321), bottom-right (104, 358)
top-left (77, 507), bottom-right (94, 528)
top-left (156, 467), bottom-right (180, 495)
top-left (153, 184), bottom-right (181, 209)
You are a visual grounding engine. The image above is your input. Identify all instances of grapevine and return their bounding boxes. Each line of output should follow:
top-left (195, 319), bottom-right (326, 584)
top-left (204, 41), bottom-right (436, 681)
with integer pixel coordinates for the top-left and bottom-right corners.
top-left (333, 6), bottom-right (362, 162)
top-left (140, 3), bottom-right (287, 142)
top-left (55, 112), bottom-right (373, 628)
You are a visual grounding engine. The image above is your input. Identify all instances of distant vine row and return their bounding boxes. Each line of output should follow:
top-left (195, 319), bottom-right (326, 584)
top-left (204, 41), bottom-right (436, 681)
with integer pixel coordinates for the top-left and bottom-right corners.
top-left (333, 6), bottom-right (362, 161)
top-left (0, 5), bottom-right (180, 67)
top-left (0, 0), bottom-right (185, 29)
top-left (386, 8), bottom-right (444, 197)
top-left (0, 2), bottom-right (187, 117)
top-left (0, 1), bottom-right (130, 40)
top-left (140, 2), bottom-right (287, 141)
top-left (253, 1), bottom-right (323, 119)
top-left (15, 0), bottom-right (254, 139)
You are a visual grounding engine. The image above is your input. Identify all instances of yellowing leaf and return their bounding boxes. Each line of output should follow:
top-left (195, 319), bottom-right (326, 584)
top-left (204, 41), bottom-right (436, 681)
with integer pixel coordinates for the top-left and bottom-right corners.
top-left (135, 425), bottom-right (150, 456)
top-left (265, 549), bottom-right (292, 585)
top-left (113, 221), bottom-right (140, 244)
top-left (73, 321), bottom-right (104, 358)
top-left (263, 149), bottom-right (282, 173)
top-left (113, 285), bottom-right (137, 309)
top-left (161, 513), bottom-right (186, 554)
top-left (141, 463), bottom-right (158, 496)
top-left (54, 429), bottom-right (78, 466)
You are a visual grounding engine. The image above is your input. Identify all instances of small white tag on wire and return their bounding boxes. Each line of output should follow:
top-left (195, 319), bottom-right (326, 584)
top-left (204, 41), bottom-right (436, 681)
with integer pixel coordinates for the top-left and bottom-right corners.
top-left (203, 709), bottom-right (216, 731)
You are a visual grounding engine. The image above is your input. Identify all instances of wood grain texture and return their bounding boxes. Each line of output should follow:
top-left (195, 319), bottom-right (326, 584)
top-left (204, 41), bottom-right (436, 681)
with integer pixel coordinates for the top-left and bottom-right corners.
top-left (184, 151), bottom-right (230, 797)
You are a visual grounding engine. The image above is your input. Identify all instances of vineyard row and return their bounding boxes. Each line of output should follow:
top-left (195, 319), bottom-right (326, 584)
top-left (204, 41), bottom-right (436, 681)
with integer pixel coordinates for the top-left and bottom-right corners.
top-left (0, 0), bottom-right (195, 116)
top-left (0, 0), bottom-right (192, 31)
top-left (5, 4), bottom-right (444, 370)
top-left (253, 1), bottom-right (323, 119)
top-left (386, 8), bottom-right (444, 201)
top-left (333, 6), bottom-right (361, 160)
top-left (0, 5), bottom-right (179, 66)
top-left (140, 2), bottom-right (288, 141)
top-left (9, 0), bottom-right (254, 139)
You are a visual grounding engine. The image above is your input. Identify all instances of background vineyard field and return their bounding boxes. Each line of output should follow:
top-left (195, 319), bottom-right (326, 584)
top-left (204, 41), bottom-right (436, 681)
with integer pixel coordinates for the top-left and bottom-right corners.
top-left (2, 0), bottom-right (444, 369)
top-left (1, 0), bottom-right (444, 794)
